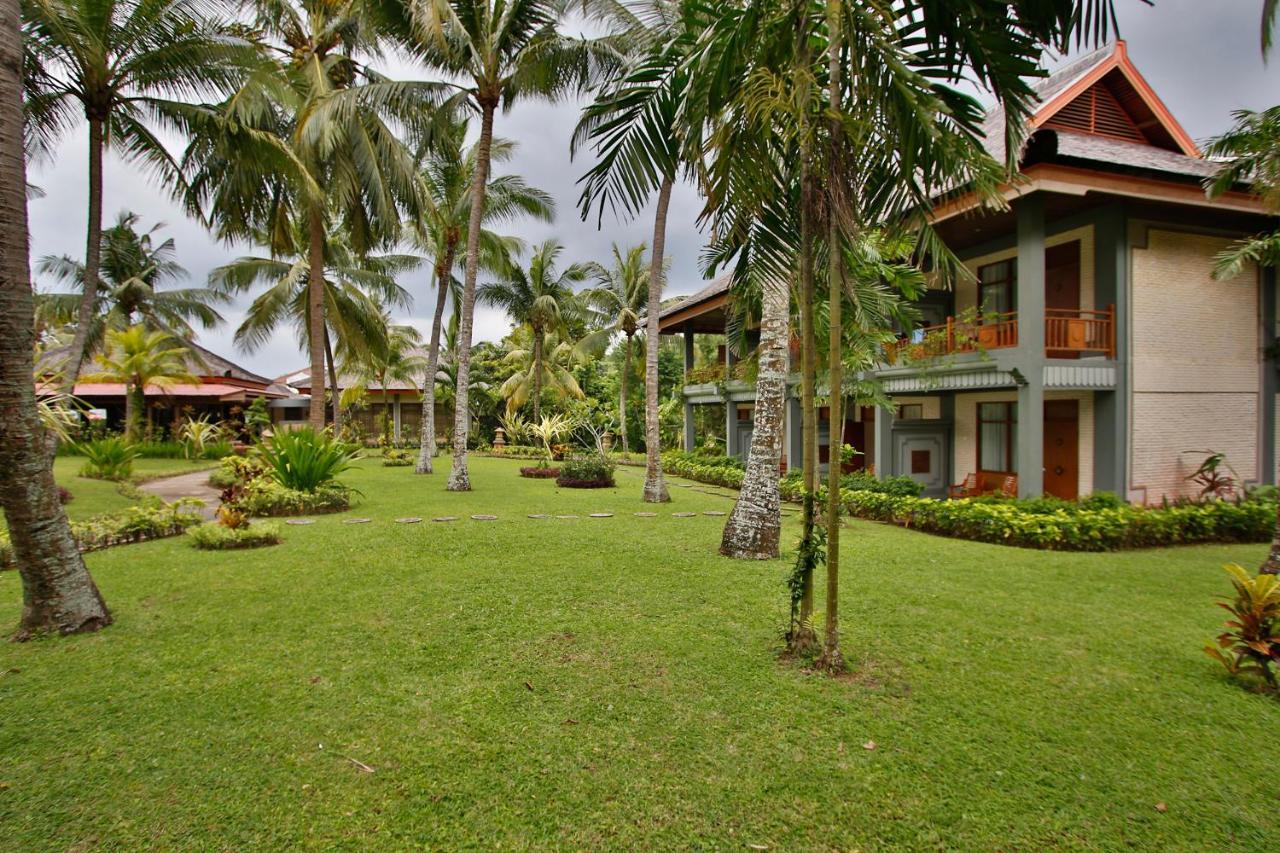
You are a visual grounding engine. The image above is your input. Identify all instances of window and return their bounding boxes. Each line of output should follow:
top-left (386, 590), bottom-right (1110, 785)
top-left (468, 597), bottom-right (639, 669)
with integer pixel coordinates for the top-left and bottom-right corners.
top-left (282, 408), bottom-right (303, 422)
top-left (977, 402), bottom-right (1017, 473)
top-left (897, 404), bottom-right (924, 421)
top-left (978, 260), bottom-right (1016, 317)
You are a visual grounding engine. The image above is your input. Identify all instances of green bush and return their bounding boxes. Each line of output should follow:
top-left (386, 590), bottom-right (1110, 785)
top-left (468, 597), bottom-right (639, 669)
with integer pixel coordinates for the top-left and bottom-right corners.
top-left (381, 448), bottom-right (415, 467)
top-left (208, 455), bottom-right (269, 489)
top-left (0, 499), bottom-right (204, 567)
top-left (231, 479), bottom-right (353, 517)
top-left (556, 454), bottom-right (616, 488)
top-left (662, 452), bottom-right (745, 489)
top-left (188, 522), bottom-right (283, 550)
top-left (77, 436), bottom-right (137, 481)
top-left (259, 428), bottom-right (357, 492)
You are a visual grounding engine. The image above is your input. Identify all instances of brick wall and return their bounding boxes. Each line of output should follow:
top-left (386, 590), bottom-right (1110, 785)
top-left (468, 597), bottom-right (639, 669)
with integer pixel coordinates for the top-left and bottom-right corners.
top-left (1129, 228), bottom-right (1259, 501)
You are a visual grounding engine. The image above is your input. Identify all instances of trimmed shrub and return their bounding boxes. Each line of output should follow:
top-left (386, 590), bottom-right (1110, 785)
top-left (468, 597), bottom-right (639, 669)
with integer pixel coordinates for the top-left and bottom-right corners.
top-left (556, 454), bottom-right (616, 488)
top-left (0, 498), bottom-right (204, 568)
top-left (77, 436), bottom-right (136, 481)
top-left (520, 466), bottom-right (561, 478)
top-left (381, 448), bottom-right (414, 467)
top-left (231, 480), bottom-right (353, 517)
top-left (188, 522), bottom-right (283, 550)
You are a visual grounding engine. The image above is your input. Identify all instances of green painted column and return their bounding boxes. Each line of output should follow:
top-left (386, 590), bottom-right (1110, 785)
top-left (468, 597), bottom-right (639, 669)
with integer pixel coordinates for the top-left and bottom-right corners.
top-left (1092, 204), bottom-right (1128, 496)
top-left (873, 405), bottom-right (893, 478)
top-left (1262, 267), bottom-right (1277, 485)
top-left (683, 330), bottom-right (695, 452)
top-left (725, 347), bottom-right (738, 458)
top-left (1015, 195), bottom-right (1045, 497)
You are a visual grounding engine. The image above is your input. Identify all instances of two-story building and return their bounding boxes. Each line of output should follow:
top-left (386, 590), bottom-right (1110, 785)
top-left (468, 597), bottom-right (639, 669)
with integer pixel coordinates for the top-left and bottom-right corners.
top-left (659, 41), bottom-right (1278, 503)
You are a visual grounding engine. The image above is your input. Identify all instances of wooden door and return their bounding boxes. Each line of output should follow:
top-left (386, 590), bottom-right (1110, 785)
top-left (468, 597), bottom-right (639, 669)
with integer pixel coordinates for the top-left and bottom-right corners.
top-left (1045, 241), bottom-right (1081, 358)
top-left (1043, 400), bottom-right (1079, 500)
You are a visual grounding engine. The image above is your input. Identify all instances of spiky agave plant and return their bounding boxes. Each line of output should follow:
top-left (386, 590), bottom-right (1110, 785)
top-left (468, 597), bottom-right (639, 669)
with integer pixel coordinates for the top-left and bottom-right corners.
top-left (258, 428), bottom-right (358, 493)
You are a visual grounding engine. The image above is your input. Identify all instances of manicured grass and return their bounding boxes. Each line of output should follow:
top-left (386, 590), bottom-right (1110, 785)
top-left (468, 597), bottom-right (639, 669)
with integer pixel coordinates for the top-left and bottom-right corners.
top-left (1, 457), bottom-right (1277, 848)
top-left (41, 456), bottom-right (219, 521)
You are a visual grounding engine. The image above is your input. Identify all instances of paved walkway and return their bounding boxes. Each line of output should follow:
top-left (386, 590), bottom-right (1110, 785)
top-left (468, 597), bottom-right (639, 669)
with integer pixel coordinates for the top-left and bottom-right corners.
top-left (138, 470), bottom-right (221, 519)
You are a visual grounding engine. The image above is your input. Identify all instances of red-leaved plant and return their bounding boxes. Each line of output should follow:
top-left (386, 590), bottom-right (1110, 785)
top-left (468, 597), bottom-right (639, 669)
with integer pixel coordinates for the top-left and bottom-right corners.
top-left (1204, 563), bottom-right (1280, 690)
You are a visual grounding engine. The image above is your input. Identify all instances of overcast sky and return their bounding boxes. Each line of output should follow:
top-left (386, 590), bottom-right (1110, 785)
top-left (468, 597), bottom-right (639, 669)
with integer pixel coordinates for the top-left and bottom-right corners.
top-left (26, 0), bottom-right (1280, 379)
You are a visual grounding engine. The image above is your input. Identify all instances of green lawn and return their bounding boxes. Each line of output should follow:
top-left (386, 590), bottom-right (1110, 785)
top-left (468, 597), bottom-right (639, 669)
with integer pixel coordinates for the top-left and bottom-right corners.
top-left (1, 457), bottom-right (1277, 848)
top-left (42, 456), bottom-right (220, 521)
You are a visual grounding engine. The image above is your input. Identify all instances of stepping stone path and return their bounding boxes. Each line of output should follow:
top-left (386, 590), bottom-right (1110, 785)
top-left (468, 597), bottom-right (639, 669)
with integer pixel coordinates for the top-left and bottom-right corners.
top-left (703, 511), bottom-right (726, 516)
top-left (471, 514), bottom-right (498, 521)
top-left (343, 518), bottom-right (372, 525)
top-left (395, 517), bottom-right (422, 524)
top-left (672, 512), bottom-right (696, 518)
top-left (433, 516), bottom-right (459, 522)
top-left (673, 484), bottom-right (693, 489)
top-left (589, 512), bottom-right (614, 518)
top-left (528, 513), bottom-right (550, 519)
top-left (556, 514), bottom-right (579, 520)
top-left (634, 512), bottom-right (657, 517)
top-left (286, 519), bottom-right (315, 526)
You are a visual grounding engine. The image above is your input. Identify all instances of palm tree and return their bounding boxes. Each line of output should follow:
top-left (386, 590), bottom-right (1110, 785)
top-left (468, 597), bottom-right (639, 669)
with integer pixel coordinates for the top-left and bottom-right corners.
top-left (82, 325), bottom-right (199, 441)
top-left (208, 223), bottom-right (419, 437)
top-left (479, 240), bottom-right (588, 422)
top-left (340, 322), bottom-right (426, 445)
top-left (180, 0), bottom-right (437, 429)
top-left (433, 313), bottom-right (495, 435)
top-left (496, 328), bottom-right (585, 416)
top-left (408, 117), bottom-right (552, 473)
top-left (35, 211), bottom-right (226, 354)
top-left (21, 0), bottom-right (251, 381)
top-left (574, 0), bottom-right (689, 503)
top-left (0, 0), bottom-right (111, 638)
top-left (580, 243), bottom-right (653, 453)
top-left (387, 0), bottom-right (621, 490)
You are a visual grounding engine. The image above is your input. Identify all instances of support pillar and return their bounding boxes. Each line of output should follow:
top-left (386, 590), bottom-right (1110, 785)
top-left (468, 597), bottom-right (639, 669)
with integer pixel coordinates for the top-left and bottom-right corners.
top-left (1262, 267), bottom-right (1277, 485)
top-left (1015, 195), bottom-right (1045, 497)
top-left (786, 394), bottom-right (802, 473)
top-left (683, 329), bottom-right (694, 377)
top-left (1092, 203), bottom-right (1129, 496)
top-left (683, 399), bottom-right (695, 452)
top-left (726, 398), bottom-right (739, 458)
top-left (393, 396), bottom-right (402, 444)
top-left (873, 405), bottom-right (893, 478)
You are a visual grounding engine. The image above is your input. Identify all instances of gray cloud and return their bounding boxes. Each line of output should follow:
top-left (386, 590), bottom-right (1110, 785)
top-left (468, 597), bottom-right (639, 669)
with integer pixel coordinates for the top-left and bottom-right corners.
top-left (27, 0), bottom-right (1280, 377)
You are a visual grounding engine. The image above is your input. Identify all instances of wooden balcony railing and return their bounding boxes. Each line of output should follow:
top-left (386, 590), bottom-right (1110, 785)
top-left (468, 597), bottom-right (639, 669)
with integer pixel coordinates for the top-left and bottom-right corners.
top-left (882, 305), bottom-right (1115, 365)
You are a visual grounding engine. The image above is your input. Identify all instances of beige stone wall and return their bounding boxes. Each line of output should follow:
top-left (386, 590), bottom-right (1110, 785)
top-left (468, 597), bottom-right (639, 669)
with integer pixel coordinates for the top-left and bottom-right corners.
top-left (953, 390), bottom-right (1095, 495)
top-left (1130, 229), bottom-right (1259, 502)
top-left (958, 225), bottom-right (1096, 315)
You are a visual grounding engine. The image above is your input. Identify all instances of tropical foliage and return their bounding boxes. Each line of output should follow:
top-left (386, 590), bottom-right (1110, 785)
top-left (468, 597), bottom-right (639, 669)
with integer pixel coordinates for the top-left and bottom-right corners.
top-left (257, 427), bottom-right (357, 493)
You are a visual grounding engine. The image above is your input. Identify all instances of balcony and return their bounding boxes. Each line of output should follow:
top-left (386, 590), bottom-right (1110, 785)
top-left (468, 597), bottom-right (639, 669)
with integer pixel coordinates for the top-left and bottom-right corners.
top-left (884, 306), bottom-right (1115, 365)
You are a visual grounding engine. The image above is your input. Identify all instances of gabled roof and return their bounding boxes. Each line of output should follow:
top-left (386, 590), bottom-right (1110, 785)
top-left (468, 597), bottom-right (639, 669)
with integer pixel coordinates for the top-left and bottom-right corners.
top-left (38, 339), bottom-right (274, 387)
top-left (657, 275), bottom-right (732, 333)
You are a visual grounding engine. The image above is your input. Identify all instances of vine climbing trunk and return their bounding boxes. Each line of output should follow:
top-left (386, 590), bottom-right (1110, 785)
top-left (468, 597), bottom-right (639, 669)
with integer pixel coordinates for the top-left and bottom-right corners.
top-left (720, 268), bottom-right (789, 558)
top-left (306, 209), bottom-right (327, 430)
top-left (642, 175), bottom-right (673, 503)
top-left (416, 254), bottom-right (452, 474)
top-left (789, 162), bottom-right (819, 654)
top-left (448, 98), bottom-right (496, 492)
top-left (0, 0), bottom-right (111, 638)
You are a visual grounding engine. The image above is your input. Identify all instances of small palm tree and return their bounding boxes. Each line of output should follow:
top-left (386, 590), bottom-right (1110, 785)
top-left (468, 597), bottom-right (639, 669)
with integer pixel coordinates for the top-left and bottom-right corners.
top-left (497, 329), bottom-right (585, 417)
top-left (386, 0), bottom-right (621, 490)
top-left (22, 0), bottom-right (252, 380)
top-left (580, 243), bottom-right (659, 453)
top-left (35, 211), bottom-right (226, 354)
top-left (408, 116), bottom-right (552, 473)
top-left (480, 240), bottom-right (588, 421)
top-left (82, 325), bottom-right (198, 441)
top-left (340, 322), bottom-right (426, 446)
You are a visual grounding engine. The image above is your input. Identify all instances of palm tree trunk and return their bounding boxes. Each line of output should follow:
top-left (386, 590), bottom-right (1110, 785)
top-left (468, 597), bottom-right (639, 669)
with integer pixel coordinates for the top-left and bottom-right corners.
top-left (619, 333), bottom-right (631, 453)
top-left (63, 116), bottom-right (104, 384)
top-left (789, 164), bottom-right (819, 654)
top-left (642, 175), bottom-right (674, 503)
top-left (0, 4), bottom-right (111, 638)
top-left (1261, 500), bottom-right (1280, 574)
top-left (532, 324), bottom-right (543, 423)
top-left (447, 100), bottom-right (496, 492)
top-left (416, 255), bottom-right (452, 474)
top-left (306, 210), bottom-right (327, 430)
top-left (720, 270), bottom-right (789, 558)
top-left (818, 0), bottom-right (846, 674)
top-left (123, 380), bottom-right (139, 442)
top-left (324, 327), bottom-right (341, 437)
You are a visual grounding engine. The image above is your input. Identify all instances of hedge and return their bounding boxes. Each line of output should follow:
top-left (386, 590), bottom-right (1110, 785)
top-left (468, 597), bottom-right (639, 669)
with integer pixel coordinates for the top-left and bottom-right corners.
top-left (0, 499), bottom-right (204, 568)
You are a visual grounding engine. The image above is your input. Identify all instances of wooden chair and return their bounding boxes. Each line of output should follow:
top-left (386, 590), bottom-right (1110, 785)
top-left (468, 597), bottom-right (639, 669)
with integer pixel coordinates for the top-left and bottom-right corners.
top-left (999, 475), bottom-right (1018, 497)
top-left (949, 473), bottom-right (979, 499)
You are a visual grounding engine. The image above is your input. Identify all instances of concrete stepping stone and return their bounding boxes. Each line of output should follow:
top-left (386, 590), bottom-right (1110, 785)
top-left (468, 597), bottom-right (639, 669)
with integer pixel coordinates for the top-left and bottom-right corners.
top-left (528, 513), bottom-right (550, 519)
top-left (634, 512), bottom-right (657, 517)
top-left (589, 512), bottom-right (614, 518)
top-left (433, 516), bottom-right (459, 522)
top-left (285, 519), bottom-right (315, 526)
top-left (672, 484), bottom-right (693, 489)
top-left (556, 514), bottom-right (579, 520)
top-left (672, 512), bottom-right (696, 518)
top-left (703, 510), bottom-right (726, 516)
top-left (471, 514), bottom-right (498, 521)
top-left (343, 517), bottom-right (372, 525)
top-left (395, 517), bottom-right (422, 524)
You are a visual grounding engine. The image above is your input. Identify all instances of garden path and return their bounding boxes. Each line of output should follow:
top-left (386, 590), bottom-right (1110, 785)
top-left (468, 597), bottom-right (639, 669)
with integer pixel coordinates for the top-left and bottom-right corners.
top-left (138, 470), bottom-right (220, 520)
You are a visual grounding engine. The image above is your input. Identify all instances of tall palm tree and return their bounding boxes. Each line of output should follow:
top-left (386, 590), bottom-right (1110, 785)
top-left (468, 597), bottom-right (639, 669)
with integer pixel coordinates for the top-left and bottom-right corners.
top-left (180, 0), bottom-right (437, 429)
top-left (340, 321), bottom-right (426, 445)
top-left (1, 0), bottom-right (110, 638)
top-left (208, 224), bottom-right (419, 437)
top-left (574, 0), bottom-right (689, 503)
top-left (21, 0), bottom-right (251, 381)
top-left (580, 243), bottom-right (653, 453)
top-left (82, 325), bottom-right (199, 441)
top-left (35, 211), bottom-right (226, 354)
top-left (387, 0), bottom-right (621, 490)
top-left (409, 117), bottom-right (552, 473)
top-left (479, 239), bottom-right (587, 422)
top-left (496, 328), bottom-right (584, 416)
